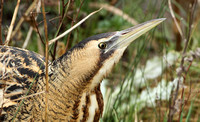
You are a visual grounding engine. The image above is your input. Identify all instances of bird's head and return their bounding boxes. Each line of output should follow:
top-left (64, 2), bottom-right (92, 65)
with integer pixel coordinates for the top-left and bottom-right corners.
top-left (59, 18), bottom-right (165, 91)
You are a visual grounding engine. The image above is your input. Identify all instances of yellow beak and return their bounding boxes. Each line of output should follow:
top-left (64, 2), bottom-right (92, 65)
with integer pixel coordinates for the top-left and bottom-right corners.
top-left (106, 18), bottom-right (165, 52)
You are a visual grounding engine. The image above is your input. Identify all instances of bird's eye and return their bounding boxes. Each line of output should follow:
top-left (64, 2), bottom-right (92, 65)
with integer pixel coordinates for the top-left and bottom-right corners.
top-left (98, 42), bottom-right (107, 49)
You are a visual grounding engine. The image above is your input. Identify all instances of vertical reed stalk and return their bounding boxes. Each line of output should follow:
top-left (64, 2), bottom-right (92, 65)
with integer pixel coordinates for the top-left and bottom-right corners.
top-left (0, 0), bottom-right (4, 44)
top-left (41, 0), bottom-right (49, 121)
top-left (4, 0), bottom-right (20, 45)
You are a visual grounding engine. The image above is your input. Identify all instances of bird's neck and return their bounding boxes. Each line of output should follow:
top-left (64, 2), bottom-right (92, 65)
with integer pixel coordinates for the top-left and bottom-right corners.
top-left (45, 47), bottom-right (124, 121)
top-left (75, 84), bottom-right (104, 122)
top-left (46, 49), bottom-right (103, 121)
top-left (50, 49), bottom-right (101, 93)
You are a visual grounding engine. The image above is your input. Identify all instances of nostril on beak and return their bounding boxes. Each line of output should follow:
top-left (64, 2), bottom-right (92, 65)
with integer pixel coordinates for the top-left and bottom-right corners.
top-left (121, 32), bottom-right (129, 35)
top-left (120, 28), bottom-right (133, 35)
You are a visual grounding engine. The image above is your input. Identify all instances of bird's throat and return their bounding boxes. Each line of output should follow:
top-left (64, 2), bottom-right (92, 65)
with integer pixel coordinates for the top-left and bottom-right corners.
top-left (47, 47), bottom-right (124, 121)
top-left (46, 49), bottom-right (103, 121)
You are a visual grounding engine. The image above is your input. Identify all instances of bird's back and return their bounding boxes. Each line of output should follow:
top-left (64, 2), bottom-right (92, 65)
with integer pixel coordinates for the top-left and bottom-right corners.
top-left (0, 46), bottom-right (104, 122)
top-left (0, 46), bottom-right (46, 121)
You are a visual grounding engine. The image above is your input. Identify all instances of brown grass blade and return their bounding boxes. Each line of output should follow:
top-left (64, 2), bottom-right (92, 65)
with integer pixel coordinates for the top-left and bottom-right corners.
top-left (4, 0), bottom-right (21, 46)
top-left (48, 8), bottom-right (102, 45)
top-left (89, 2), bottom-right (138, 25)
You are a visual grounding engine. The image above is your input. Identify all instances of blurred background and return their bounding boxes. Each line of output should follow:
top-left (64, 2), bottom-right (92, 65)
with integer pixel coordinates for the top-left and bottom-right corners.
top-left (1, 0), bottom-right (200, 121)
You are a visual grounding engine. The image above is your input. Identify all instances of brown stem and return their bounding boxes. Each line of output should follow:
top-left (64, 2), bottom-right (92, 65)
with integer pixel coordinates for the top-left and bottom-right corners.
top-left (41, 0), bottom-right (49, 121)
top-left (184, 61), bottom-right (193, 105)
top-left (4, 0), bottom-right (21, 46)
top-left (31, 13), bottom-right (55, 58)
top-left (0, 0), bottom-right (4, 44)
top-left (65, 0), bottom-right (84, 52)
top-left (169, 0), bottom-right (197, 121)
top-left (30, 14), bottom-right (45, 45)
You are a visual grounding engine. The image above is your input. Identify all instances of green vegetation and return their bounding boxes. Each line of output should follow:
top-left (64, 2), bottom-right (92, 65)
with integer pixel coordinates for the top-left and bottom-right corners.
top-left (1, 0), bottom-right (200, 121)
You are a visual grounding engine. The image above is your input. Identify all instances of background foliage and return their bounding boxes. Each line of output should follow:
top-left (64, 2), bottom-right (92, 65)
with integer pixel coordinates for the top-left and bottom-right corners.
top-left (1, 0), bottom-right (200, 121)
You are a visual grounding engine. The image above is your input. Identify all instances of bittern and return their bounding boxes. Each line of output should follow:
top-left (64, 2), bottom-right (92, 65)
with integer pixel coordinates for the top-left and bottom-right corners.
top-left (0, 18), bottom-right (165, 121)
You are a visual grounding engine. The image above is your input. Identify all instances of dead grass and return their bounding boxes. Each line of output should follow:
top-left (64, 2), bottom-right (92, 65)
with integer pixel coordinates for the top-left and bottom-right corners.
top-left (0, 0), bottom-right (200, 121)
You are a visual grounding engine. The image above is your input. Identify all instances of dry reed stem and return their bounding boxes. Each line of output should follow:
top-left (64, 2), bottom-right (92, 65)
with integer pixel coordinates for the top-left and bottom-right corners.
top-left (6, 91), bottom-right (45, 103)
top-left (167, 0), bottom-right (184, 121)
top-left (48, 8), bottom-right (102, 45)
top-left (58, 0), bottom-right (60, 14)
top-left (168, 0), bottom-right (183, 38)
top-left (31, 15), bottom-right (45, 46)
top-left (167, 0), bottom-right (198, 121)
top-left (177, 1), bottom-right (197, 121)
top-left (49, 16), bottom-right (62, 24)
top-left (22, 27), bottom-right (33, 49)
top-left (89, 2), bottom-right (138, 25)
top-left (4, 0), bottom-right (21, 46)
top-left (52, 0), bottom-right (70, 60)
top-left (41, 0), bottom-right (49, 121)
top-left (134, 108), bottom-right (138, 122)
top-left (65, 0), bottom-right (84, 51)
top-left (1, 91), bottom-right (45, 108)
top-left (22, 0), bottom-right (41, 49)
top-left (0, 0), bottom-right (4, 44)
top-left (37, 29), bottom-right (44, 55)
top-left (11, 0), bottom-right (38, 39)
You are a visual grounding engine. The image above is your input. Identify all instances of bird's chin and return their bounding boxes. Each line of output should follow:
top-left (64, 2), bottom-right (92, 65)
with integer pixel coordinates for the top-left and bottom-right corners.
top-left (89, 49), bottom-right (125, 90)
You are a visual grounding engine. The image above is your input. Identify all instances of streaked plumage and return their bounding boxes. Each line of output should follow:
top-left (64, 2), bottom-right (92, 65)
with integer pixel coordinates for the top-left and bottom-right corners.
top-left (0, 18), bottom-right (165, 121)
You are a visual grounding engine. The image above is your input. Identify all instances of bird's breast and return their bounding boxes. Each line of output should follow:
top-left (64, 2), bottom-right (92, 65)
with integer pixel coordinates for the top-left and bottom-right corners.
top-left (78, 84), bottom-right (103, 122)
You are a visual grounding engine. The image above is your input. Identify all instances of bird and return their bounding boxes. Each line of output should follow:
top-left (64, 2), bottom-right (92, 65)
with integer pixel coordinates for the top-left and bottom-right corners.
top-left (0, 18), bottom-right (165, 121)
